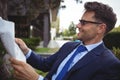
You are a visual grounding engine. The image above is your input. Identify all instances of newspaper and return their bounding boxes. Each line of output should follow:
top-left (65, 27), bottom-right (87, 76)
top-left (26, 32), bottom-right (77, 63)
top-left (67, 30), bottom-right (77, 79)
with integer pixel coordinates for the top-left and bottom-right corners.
top-left (0, 17), bottom-right (26, 62)
top-left (0, 17), bottom-right (26, 79)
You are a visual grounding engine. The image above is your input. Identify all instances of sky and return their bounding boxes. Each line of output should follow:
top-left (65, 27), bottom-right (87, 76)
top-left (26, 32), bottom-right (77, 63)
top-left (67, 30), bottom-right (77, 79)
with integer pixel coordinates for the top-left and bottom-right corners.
top-left (59, 0), bottom-right (120, 30)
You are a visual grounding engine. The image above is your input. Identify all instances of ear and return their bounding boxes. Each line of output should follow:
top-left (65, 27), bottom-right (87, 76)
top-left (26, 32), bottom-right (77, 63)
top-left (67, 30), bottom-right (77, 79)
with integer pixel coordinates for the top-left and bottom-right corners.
top-left (97, 23), bottom-right (106, 34)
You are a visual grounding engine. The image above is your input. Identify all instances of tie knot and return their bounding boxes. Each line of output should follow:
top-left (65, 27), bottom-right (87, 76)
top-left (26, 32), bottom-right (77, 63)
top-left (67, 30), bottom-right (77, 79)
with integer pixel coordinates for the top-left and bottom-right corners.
top-left (77, 45), bottom-right (87, 52)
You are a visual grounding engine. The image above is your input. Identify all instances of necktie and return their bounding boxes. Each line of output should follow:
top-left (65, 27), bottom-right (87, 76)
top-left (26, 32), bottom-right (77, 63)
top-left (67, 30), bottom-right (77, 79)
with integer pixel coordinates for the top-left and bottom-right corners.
top-left (55, 45), bottom-right (87, 80)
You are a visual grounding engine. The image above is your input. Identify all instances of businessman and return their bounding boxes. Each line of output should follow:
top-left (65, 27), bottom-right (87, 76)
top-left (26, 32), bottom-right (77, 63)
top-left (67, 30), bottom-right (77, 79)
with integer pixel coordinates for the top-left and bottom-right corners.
top-left (10, 1), bottom-right (120, 80)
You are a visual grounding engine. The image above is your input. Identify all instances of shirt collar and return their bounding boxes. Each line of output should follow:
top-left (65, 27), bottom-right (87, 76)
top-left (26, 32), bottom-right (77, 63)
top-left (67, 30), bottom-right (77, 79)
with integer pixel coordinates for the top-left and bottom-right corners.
top-left (80, 41), bottom-right (103, 52)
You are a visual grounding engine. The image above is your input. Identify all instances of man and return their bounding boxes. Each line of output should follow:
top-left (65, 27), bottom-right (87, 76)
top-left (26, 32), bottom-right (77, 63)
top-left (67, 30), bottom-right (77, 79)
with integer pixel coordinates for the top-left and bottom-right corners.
top-left (10, 1), bottom-right (120, 80)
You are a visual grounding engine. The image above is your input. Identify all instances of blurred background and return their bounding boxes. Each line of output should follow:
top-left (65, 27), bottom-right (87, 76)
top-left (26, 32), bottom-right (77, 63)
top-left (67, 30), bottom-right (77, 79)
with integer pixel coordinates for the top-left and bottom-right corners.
top-left (0, 0), bottom-right (120, 79)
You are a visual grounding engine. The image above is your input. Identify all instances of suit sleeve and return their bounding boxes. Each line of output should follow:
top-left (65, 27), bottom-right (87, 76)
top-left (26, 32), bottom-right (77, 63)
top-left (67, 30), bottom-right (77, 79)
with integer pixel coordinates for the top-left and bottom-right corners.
top-left (27, 42), bottom-right (79, 73)
top-left (26, 51), bottom-right (59, 72)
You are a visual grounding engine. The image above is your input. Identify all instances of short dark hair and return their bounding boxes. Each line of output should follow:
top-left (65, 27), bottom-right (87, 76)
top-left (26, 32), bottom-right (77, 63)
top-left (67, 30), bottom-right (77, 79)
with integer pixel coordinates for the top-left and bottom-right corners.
top-left (84, 1), bottom-right (117, 33)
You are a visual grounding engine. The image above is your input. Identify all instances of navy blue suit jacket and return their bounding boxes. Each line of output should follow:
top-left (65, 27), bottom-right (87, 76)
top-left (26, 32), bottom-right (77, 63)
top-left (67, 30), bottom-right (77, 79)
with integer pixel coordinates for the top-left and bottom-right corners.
top-left (27, 42), bottom-right (120, 80)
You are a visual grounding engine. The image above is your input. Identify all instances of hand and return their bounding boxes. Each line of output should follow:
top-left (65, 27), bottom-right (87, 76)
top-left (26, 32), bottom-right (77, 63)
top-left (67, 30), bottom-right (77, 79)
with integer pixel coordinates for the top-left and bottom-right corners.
top-left (15, 38), bottom-right (30, 55)
top-left (10, 57), bottom-right (39, 80)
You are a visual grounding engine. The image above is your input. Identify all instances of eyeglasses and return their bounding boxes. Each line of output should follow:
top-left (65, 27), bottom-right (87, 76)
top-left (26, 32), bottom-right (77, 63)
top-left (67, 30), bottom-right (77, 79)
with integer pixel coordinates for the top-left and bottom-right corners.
top-left (79, 20), bottom-right (102, 26)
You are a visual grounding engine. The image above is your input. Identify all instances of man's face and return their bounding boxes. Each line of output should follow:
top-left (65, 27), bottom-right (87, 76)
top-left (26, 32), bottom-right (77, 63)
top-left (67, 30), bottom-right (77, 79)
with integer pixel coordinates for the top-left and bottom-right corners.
top-left (76, 11), bottom-right (103, 44)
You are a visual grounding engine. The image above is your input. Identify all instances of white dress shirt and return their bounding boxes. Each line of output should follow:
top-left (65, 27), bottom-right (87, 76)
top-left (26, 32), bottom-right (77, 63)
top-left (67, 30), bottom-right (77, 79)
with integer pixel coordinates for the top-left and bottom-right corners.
top-left (26, 41), bottom-right (103, 80)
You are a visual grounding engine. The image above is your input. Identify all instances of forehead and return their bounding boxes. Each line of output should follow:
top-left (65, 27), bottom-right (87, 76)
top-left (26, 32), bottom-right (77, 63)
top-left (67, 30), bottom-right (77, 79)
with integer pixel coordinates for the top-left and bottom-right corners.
top-left (81, 11), bottom-right (95, 20)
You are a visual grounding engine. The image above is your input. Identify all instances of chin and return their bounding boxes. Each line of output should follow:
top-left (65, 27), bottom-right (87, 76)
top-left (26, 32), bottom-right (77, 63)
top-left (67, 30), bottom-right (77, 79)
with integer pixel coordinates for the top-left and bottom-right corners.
top-left (77, 33), bottom-right (81, 39)
top-left (77, 36), bottom-right (82, 41)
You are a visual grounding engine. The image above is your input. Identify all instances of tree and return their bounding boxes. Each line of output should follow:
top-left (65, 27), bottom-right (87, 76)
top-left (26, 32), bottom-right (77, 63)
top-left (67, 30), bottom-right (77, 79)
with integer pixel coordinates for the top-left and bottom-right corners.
top-left (68, 21), bottom-right (76, 36)
top-left (62, 21), bottom-right (76, 37)
top-left (62, 29), bottom-right (70, 36)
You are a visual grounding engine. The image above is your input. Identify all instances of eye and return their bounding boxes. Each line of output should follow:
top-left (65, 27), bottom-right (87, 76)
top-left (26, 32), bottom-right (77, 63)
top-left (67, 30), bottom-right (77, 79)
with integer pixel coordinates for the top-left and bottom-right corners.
top-left (79, 20), bottom-right (87, 25)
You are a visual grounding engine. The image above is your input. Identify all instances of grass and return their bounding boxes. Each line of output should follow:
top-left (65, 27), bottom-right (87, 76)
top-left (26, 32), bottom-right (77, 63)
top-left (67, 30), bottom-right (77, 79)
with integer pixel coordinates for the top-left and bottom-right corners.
top-left (36, 69), bottom-right (48, 77)
top-left (35, 47), bottom-right (59, 54)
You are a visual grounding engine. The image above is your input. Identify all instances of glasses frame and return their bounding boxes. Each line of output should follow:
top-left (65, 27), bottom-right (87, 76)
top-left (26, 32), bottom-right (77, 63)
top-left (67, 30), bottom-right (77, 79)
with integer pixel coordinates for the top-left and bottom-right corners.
top-left (79, 20), bottom-right (102, 26)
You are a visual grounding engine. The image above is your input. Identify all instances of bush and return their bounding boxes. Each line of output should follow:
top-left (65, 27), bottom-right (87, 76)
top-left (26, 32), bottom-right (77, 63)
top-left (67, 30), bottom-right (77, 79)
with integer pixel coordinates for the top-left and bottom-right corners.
top-left (103, 32), bottom-right (120, 49)
top-left (112, 47), bottom-right (120, 59)
top-left (103, 32), bottom-right (120, 59)
top-left (22, 37), bottom-right (41, 50)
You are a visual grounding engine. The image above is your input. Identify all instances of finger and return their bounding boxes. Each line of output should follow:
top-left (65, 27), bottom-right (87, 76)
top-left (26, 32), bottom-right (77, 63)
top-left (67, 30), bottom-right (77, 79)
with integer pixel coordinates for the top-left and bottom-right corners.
top-left (15, 38), bottom-right (21, 42)
top-left (12, 64), bottom-right (22, 72)
top-left (14, 74), bottom-right (23, 80)
top-left (9, 58), bottom-right (26, 73)
top-left (15, 38), bottom-right (22, 45)
top-left (15, 38), bottom-right (20, 43)
top-left (14, 69), bottom-right (27, 80)
top-left (9, 57), bottom-right (23, 65)
top-left (14, 70), bottom-right (23, 77)
top-left (13, 70), bottom-right (19, 78)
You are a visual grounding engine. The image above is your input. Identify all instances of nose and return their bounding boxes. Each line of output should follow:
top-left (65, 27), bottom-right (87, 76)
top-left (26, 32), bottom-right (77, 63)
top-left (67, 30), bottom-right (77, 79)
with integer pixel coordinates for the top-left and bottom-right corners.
top-left (76, 23), bottom-right (81, 28)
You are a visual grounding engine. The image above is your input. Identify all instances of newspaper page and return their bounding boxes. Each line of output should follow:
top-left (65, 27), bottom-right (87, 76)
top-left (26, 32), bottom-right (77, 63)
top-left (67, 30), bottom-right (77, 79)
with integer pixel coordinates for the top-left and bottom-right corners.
top-left (0, 17), bottom-right (26, 79)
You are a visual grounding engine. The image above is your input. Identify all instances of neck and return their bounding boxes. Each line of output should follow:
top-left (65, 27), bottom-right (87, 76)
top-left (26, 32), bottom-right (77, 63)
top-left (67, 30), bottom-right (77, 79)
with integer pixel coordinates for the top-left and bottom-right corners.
top-left (83, 37), bottom-right (103, 45)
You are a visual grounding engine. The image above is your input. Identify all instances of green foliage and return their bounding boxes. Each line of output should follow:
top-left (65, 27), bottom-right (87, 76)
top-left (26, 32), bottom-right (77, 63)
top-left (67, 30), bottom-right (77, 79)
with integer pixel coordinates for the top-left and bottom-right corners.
top-left (62, 21), bottom-right (76, 36)
top-left (0, 41), bottom-right (7, 65)
top-left (103, 26), bottom-right (120, 49)
top-left (103, 32), bottom-right (120, 49)
top-left (0, 37), bottom-right (41, 55)
top-left (62, 29), bottom-right (70, 36)
top-left (22, 37), bottom-right (41, 50)
top-left (68, 22), bottom-right (76, 36)
top-left (35, 47), bottom-right (59, 53)
top-left (36, 69), bottom-right (48, 77)
top-left (0, 41), bottom-right (6, 55)
top-left (103, 27), bottom-right (120, 59)
top-left (111, 26), bottom-right (120, 32)
top-left (112, 47), bottom-right (120, 59)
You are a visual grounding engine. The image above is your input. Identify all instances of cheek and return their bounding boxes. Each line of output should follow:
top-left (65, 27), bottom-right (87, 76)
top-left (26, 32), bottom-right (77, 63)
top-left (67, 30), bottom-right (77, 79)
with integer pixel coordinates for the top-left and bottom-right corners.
top-left (87, 28), bottom-right (98, 36)
top-left (81, 28), bottom-right (97, 38)
top-left (77, 26), bottom-right (98, 37)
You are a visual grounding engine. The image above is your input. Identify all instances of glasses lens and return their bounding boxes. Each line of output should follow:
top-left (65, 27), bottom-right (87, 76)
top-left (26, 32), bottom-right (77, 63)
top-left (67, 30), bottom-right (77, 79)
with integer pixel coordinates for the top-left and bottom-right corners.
top-left (79, 20), bottom-right (86, 25)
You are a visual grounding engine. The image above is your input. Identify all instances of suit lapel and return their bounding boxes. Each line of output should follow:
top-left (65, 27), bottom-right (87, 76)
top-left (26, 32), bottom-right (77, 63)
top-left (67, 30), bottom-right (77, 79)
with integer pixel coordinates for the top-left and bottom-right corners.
top-left (68, 43), bottom-right (107, 73)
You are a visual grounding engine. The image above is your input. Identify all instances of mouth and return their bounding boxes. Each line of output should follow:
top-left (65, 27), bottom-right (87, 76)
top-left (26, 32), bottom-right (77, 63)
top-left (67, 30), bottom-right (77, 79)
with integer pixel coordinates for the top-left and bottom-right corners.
top-left (77, 32), bottom-right (81, 36)
top-left (77, 29), bottom-right (84, 36)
